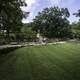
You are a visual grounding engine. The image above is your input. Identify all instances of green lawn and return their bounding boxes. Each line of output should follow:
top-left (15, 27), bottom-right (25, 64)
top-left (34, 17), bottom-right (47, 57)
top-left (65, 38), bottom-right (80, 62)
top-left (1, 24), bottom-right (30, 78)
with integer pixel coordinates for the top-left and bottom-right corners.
top-left (0, 43), bottom-right (80, 80)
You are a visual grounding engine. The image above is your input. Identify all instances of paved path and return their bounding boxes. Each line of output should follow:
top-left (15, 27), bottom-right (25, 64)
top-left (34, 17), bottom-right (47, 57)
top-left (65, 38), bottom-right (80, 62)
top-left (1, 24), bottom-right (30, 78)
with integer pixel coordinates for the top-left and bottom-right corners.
top-left (0, 41), bottom-right (66, 50)
top-left (0, 45), bottom-right (23, 50)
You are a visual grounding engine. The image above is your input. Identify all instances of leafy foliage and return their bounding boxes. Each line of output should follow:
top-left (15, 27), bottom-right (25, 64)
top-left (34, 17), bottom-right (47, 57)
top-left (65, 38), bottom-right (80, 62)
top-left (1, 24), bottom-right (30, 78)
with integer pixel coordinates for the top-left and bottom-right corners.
top-left (71, 21), bottom-right (80, 39)
top-left (21, 24), bottom-right (37, 41)
top-left (33, 7), bottom-right (71, 38)
top-left (0, 0), bottom-right (29, 38)
top-left (73, 9), bottom-right (80, 18)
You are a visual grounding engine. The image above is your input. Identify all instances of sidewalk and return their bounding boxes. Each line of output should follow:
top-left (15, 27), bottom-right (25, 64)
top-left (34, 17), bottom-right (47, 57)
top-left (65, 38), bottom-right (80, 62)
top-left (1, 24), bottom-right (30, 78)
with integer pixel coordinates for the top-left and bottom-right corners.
top-left (0, 41), bottom-right (66, 50)
top-left (0, 45), bottom-right (22, 50)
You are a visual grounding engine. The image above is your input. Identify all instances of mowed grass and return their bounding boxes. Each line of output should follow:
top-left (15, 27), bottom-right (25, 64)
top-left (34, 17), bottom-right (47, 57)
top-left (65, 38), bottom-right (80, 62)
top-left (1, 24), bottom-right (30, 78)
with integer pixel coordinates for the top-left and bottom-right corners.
top-left (0, 43), bottom-right (80, 80)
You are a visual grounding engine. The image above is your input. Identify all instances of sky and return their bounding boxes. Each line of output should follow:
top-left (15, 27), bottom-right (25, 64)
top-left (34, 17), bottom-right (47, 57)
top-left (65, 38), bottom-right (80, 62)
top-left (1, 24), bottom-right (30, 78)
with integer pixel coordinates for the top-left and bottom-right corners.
top-left (22, 0), bottom-right (80, 23)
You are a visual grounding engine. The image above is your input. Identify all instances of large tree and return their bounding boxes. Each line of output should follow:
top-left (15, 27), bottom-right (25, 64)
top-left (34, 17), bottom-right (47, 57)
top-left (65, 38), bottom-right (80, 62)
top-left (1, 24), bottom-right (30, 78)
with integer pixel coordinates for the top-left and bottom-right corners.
top-left (71, 21), bottom-right (80, 39)
top-left (72, 9), bottom-right (80, 39)
top-left (33, 7), bottom-right (71, 39)
top-left (0, 0), bottom-right (28, 39)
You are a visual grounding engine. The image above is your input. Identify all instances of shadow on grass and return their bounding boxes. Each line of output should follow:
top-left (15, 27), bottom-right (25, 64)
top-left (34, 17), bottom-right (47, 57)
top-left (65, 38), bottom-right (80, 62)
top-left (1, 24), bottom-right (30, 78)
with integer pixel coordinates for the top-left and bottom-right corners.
top-left (0, 47), bottom-right (21, 65)
top-left (0, 47), bottom-right (20, 55)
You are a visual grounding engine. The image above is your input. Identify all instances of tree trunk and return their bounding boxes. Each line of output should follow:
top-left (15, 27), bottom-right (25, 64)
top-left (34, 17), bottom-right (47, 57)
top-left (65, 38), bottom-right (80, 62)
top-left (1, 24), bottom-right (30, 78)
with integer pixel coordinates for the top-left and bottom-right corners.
top-left (6, 29), bottom-right (10, 42)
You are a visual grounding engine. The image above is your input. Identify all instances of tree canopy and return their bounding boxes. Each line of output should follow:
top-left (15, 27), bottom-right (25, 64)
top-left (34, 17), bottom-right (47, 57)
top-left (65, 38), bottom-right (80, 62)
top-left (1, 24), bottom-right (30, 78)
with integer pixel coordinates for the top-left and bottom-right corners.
top-left (32, 7), bottom-right (71, 38)
top-left (73, 9), bottom-right (80, 18)
top-left (0, 0), bottom-right (29, 39)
